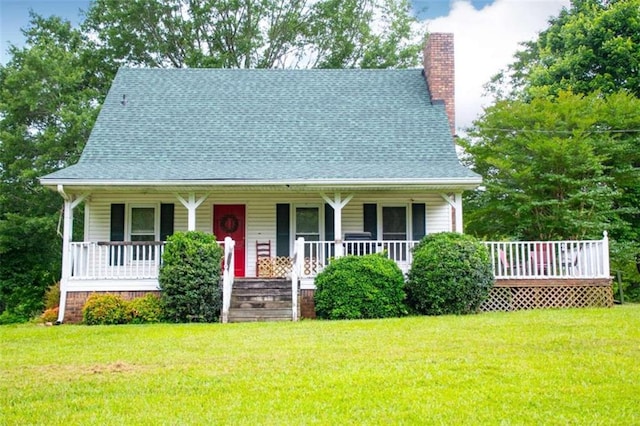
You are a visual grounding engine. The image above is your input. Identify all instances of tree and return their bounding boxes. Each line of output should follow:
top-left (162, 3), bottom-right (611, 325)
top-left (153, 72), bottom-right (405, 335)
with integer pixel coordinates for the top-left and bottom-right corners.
top-left (490, 0), bottom-right (640, 99)
top-left (0, 15), bottom-right (114, 320)
top-left (83, 0), bottom-right (422, 69)
top-left (461, 91), bottom-right (640, 242)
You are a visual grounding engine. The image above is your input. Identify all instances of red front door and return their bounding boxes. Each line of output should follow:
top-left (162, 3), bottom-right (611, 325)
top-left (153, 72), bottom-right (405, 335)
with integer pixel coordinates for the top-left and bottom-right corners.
top-left (213, 204), bottom-right (246, 277)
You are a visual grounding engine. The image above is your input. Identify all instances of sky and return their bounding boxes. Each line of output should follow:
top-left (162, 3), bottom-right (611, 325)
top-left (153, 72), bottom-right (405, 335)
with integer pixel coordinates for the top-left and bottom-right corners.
top-left (0, 0), bottom-right (571, 130)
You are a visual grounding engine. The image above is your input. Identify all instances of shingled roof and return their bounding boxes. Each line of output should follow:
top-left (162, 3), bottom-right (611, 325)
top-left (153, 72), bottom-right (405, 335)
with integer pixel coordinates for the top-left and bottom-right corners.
top-left (41, 68), bottom-right (480, 187)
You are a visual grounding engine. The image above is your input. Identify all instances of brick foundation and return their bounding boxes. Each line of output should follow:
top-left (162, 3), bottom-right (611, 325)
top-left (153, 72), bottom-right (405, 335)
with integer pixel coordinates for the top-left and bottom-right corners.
top-left (300, 289), bottom-right (316, 319)
top-left (64, 290), bottom-right (161, 323)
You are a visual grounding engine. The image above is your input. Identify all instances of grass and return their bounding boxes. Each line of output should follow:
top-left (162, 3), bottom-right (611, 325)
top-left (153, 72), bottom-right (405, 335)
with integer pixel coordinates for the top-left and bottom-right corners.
top-left (1, 306), bottom-right (639, 425)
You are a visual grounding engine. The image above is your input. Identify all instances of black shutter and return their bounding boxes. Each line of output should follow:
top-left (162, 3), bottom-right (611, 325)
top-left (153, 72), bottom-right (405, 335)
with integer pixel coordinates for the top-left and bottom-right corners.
top-left (276, 204), bottom-right (290, 257)
top-left (324, 204), bottom-right (335, 241)
top-left (110, 204), bottom-right (125, 241)
top-left (363, 203), bottom-right (377, 239)
top-left (110, 204), bottom-right (125, 265)
top-left (412, 203), bottom-right (426, 241)
top-left (160, 203), bottom-right (174, 241)
top-left (324, 203), bottom-right (335, 257)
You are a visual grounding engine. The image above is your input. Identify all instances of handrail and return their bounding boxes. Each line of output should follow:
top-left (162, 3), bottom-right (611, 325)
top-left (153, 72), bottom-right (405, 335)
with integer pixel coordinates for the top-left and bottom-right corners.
top-left (290, 237), bottom-right (304, 321)
top-left (221, 236), bottom-right (235, 323)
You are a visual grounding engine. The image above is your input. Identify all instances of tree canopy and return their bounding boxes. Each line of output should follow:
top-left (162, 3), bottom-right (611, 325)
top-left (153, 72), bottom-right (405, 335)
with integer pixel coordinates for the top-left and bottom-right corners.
top-left (84, 0), bottom-right (422, 69)
top-left (461, 90), bottom-right (640, 241)
top-left (490, 0), bottom-right (640, 99)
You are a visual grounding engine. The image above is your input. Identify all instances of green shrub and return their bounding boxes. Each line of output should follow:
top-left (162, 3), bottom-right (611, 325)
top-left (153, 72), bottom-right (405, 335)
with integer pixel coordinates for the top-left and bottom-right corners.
top-left (43, 282), bottom-right (60, 310)
top-left (40, 307), bottom-right (59, 323)
top-left (82, 293), bottom-right (127, 325)
top-left (406, 232), bottom-right (494, 315)
top-left (126, 294), bottom-right (163, 324)
top-left (314, 254), bottom-right (407, 320)
top-left (159, 231), bottom-right (223, 322)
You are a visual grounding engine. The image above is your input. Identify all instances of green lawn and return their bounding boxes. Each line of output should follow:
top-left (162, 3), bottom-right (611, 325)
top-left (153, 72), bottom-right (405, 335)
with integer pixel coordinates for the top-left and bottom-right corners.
top-left (2, 306), bottom-right (639, 425)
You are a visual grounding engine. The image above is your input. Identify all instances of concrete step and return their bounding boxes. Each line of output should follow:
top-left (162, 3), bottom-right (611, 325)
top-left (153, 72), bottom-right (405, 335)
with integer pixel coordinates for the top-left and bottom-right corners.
top-left (228, 308), bottom-right (293, 322)
top-left (228, 279), bottom-right (294, 322)
top-left (230, 300), bottom-right (292, 309)
top-left (233, 278), bottom-right (291, 290)
top-left (231, 289), bottom-right (291, 299)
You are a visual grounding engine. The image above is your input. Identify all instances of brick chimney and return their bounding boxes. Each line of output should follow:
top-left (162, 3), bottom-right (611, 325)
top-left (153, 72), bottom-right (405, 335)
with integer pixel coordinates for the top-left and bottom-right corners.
top-left (423, 33), bottom-right (455, 136)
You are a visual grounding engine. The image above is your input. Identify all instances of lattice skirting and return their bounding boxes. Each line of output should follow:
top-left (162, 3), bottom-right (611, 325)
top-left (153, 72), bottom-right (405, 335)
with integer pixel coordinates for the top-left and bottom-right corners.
top-left (480, 284), bottom-right (613, 312)
top-left (257, 257), bottom-right (292, 278)
top-left (257, 257), bottom-right (322, 277)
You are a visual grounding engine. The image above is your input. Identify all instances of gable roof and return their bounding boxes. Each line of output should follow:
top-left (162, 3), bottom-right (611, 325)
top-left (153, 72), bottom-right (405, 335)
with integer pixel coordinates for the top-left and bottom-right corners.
top-left (41, 68), bottom-right (480, 188)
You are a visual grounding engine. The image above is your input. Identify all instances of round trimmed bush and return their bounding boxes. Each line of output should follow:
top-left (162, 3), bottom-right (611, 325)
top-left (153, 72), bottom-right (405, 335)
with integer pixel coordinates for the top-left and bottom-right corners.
top-left (82, 293), bottom-right (127, 325)
top-left (406, 232), bottom-right (494, 315)
top-left (126, 294), bottom-right (163, 324)
top-left (159, 231), bottom-right (223, 322)
top-left (314, 254), bottom-right (407, 320)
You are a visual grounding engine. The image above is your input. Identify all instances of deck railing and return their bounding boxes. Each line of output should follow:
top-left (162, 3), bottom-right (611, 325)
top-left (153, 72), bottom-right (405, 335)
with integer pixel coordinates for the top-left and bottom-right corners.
top-left (484, 233), bottom-right (610, 279)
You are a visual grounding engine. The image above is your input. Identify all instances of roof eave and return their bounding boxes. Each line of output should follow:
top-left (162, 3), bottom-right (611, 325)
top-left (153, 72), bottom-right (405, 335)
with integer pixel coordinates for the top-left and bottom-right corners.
top-left (41, 177), bottom-right (482, 191)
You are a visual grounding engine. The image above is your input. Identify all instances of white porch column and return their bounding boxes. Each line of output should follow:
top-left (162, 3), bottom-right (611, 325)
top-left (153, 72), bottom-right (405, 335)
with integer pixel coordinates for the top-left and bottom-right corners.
top-left (321, 192), bottom-right (353, 258)
top-left (175, 193), bottom-right (209, 231)
top-left (440, 192), bottom-right (463, 233)
top-left (56, 186), bottom-right (87, 323)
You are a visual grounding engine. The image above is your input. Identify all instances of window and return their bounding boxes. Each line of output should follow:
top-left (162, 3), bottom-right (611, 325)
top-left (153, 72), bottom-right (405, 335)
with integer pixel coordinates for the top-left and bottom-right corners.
top-left (295, 207), bottom-right (320, 242)
top-left (130, 206), bottom-right (158, 260)
top-left (382, 206), bottom-right (407, 261)
top-left (382, 206), bottom-right (407, 241)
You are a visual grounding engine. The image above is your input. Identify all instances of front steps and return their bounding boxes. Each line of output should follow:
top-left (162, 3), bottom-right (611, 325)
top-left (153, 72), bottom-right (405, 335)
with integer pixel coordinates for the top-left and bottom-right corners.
top-left (228, 278), bottom-right (294, 322)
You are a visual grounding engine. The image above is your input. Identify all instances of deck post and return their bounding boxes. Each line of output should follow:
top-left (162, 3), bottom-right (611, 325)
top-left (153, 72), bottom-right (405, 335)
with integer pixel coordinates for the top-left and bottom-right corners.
top-left (602, 231), bottom-right (610, 277)
top-left (321, 192), bottom-right (353, 258)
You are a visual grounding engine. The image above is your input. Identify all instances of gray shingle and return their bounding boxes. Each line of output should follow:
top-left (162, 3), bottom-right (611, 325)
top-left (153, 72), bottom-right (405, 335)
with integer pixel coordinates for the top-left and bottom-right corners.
top-left (42, 68), bottom-right (479, 183)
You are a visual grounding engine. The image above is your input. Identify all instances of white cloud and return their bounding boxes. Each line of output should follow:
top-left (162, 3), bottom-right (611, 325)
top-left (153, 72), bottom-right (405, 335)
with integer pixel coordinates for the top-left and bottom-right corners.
top-left (425, 0), bottom-right (570, 131)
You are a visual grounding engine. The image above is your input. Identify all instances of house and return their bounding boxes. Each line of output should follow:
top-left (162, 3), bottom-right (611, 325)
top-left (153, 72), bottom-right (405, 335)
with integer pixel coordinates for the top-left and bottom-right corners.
top-left (41, 33), bottom-right (612, 322)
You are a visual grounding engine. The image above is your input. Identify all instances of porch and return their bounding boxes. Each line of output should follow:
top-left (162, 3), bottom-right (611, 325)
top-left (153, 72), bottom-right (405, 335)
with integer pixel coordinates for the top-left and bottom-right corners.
top-left (60, 233), bottom-right (613, 322)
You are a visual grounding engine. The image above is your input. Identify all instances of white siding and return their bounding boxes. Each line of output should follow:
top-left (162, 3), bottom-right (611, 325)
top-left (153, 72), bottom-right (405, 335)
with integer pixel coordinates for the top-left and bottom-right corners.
top-left (82, 190), bottom-right (455, 277)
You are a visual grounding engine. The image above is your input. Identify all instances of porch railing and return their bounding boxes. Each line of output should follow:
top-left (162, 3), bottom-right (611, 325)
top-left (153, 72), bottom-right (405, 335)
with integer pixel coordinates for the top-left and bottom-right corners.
top-left (301, 240), bottom-right (418, 278)
top-left (68, 241), bottom-right (166, 280)
top-left (68, 233), bottom-right (610, 282)
top-left (302, 233), bottom-right (610, 280)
